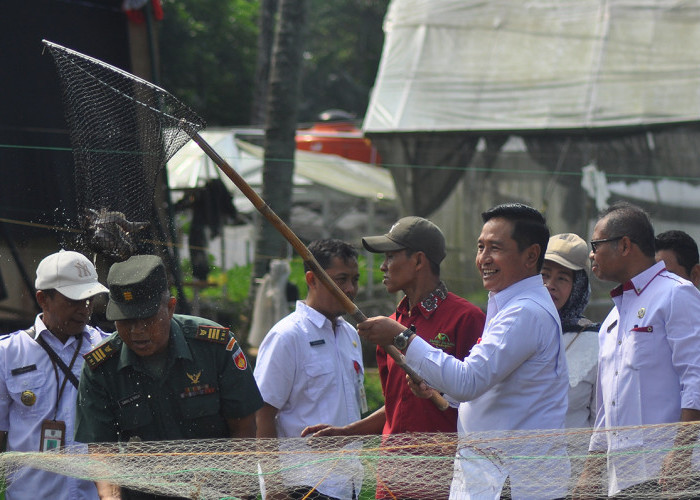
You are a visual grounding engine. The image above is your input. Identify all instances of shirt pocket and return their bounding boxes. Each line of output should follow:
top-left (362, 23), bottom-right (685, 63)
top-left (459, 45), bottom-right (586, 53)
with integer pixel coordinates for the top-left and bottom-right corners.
top-left (178, 392), bottom-right (221, 420)
top-left (625, 325), bottom-right (663, 369)
top-left (303, 361), bottom-right (335, 400)
top-left (6, 370), bottom-right (50, 416)
top-left (117, 397), bottom-right (153, 431)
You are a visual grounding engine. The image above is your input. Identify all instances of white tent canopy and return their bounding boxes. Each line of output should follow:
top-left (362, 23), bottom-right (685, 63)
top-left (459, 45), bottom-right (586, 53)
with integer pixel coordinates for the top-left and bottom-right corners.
top-left (167, 129), bottom-right (396, 213)
top-left (364, 0), bottom-right (700, 133)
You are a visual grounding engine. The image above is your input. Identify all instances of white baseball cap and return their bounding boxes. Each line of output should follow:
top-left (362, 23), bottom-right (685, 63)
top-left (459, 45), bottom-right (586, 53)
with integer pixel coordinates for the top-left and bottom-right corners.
top-left (35, 250), bottom-right (108, 300)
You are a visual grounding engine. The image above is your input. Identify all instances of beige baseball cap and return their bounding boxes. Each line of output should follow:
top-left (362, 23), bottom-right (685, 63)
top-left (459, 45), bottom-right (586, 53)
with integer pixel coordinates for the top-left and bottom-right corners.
top-left (545, 233), bottom-right (589, 271)
top-left (35, 250), bottom-right (108, 300)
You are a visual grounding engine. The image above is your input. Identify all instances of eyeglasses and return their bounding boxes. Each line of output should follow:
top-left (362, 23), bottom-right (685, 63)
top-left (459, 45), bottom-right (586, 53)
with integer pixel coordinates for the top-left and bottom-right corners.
top-left (590, 236), bottom-right (624, 253)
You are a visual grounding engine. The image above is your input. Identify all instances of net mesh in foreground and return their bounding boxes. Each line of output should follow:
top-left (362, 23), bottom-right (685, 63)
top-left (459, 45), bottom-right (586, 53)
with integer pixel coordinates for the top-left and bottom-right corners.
top-left (1, 424), bottom-right (700, 499)
top-left (43, 40), bottom-right (206, 260)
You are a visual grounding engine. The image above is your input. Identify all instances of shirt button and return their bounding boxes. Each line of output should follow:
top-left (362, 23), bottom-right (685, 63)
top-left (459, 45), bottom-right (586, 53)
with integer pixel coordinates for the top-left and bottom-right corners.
top-left (615, 370), bottom-right (618, 375)
top-left (612, 401), bottom-right (616, 406)
top-left (618, 340), bottom-right (622, 345)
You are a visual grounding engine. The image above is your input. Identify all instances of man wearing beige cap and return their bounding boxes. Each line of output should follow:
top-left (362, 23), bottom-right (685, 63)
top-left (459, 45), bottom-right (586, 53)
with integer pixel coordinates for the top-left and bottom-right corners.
top-left (541, 233), bottom-right (599, 429)
top-left (0, 250), bottom-right (109, 500)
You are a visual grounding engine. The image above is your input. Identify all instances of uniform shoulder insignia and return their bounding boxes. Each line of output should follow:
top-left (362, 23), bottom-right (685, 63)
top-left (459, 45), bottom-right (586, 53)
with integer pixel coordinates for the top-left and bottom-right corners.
top-left (83, 339), bottom-right (120, 370)
top-left (195, 325), bottom-right (230, 344)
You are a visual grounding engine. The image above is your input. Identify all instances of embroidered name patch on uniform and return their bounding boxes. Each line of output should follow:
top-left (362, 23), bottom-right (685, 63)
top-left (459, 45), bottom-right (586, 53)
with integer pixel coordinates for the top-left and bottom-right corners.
top-left (83, 341), bottom-right (119, 369)
top-left (118, 393), bottom-right (142, 407)
top-left (196, 325), bottom-right (230, 344)
top-left (11, 364), bottom-right (37, 376)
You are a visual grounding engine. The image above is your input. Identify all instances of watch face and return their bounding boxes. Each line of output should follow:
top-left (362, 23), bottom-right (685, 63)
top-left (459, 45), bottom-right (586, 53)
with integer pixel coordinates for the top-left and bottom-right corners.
top-left (393, 333), bottom-right (408, 350)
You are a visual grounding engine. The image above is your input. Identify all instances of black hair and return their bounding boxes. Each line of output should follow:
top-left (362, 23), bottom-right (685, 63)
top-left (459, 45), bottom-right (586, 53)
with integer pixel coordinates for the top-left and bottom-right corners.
top-left (599, 202), bottom-right (655, 258)
top-left (481, 203), bottom-right (550, 271)
top-left (304, 239), bottom-right (359, 272)
top-left (655, 230), bottom-right (699, 275)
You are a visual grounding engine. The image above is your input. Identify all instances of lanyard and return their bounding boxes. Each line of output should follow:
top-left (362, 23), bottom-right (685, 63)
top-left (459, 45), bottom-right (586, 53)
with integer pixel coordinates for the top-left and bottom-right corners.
top-left (40, 333), bottom-right (83, 421)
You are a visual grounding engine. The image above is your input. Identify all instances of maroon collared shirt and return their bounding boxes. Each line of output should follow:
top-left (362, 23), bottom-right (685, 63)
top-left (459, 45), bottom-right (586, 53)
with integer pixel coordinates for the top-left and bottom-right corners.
top-left (377, 285), bottom-right (485, 434)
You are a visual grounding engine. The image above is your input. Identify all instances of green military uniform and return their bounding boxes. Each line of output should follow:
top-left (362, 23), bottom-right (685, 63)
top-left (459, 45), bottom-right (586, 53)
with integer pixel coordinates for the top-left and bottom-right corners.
top-left (76, 314), bottom-right (262, 443)
top-left (75, 315), bottom-right (262, 500)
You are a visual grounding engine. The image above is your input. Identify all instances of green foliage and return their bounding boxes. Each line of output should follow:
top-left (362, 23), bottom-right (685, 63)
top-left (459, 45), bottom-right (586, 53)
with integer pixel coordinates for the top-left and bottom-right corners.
top-left (362, 368), bottom-right (384, 416)
top-left (159, 0), bottom-right (260, 125)
top-left (158, 0), bottom-right (390, 125)
top-left (299, 0), bottom-right (390, 122)
top-left (180, 253), bottom-right (384, 303)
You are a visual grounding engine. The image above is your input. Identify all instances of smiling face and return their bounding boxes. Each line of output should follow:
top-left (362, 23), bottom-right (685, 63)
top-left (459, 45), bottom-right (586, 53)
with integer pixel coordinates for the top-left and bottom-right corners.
top-left (476, 217), bottom-right (537, 293)
top-left (541, 260), bottom-right (575, 311)
top-left (115, 296), bottom-right (176, 357)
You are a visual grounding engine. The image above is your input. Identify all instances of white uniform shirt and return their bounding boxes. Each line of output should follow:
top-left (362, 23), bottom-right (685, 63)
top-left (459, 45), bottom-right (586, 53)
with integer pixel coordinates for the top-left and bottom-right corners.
top-left (0, 315), bottom-right (109, 500)
top-left (254, 301), bottom-right (364, 499)
top-left (406, 275), bottom-right (569, 499)
top-left (590, 261), bottom-right (700, 495)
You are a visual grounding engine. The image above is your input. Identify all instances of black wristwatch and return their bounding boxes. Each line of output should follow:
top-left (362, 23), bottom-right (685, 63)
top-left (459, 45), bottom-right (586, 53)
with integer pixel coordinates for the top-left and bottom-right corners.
top-left (393, 325), bottom-right (416, 350)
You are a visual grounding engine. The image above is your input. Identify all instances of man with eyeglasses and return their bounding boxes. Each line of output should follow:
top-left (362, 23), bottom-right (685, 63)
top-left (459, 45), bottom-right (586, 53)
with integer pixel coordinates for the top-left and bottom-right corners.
top-left (0, 250), bottom-right (110, 500)
top-left (573, 202), bottom-right (700, 499)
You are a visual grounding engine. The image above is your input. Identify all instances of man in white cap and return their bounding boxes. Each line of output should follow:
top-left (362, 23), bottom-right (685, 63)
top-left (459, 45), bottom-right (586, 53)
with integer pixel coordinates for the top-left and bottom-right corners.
top-left (0, 250), bottom-right (109, 500)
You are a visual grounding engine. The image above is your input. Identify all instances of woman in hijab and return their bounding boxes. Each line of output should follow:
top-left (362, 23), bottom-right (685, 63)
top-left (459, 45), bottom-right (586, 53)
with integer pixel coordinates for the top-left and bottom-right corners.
top-left (541, 233), bottom-right (600, 428)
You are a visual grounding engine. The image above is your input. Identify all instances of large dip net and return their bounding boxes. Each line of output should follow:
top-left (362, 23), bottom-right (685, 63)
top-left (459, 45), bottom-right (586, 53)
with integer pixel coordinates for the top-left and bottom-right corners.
top-left (43, 40), bottom-right (205, 261)
top-left (1, 423), bottom-right (700, 499)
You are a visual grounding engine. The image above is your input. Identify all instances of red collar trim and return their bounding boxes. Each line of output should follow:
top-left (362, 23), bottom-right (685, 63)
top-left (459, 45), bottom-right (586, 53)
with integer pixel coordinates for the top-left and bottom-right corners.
top-left (610, 267), bottom-right (666, 298)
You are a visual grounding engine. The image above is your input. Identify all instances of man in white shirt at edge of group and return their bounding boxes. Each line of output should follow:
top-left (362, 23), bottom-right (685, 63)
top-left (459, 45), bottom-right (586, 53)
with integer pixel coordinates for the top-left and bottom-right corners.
top-left (572, 202), bottom-right (700, 499)
top-left (0, 250), bottom-right (109, 500)
top-left (254, 239), bottom-right (365, 500)
top-left (357, 203), bottom-right (569, 500)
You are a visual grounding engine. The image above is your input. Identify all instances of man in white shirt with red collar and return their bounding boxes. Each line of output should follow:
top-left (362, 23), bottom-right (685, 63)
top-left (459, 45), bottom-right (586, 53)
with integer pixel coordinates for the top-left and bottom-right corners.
top-left (574, 202), bottom-right (700, 499)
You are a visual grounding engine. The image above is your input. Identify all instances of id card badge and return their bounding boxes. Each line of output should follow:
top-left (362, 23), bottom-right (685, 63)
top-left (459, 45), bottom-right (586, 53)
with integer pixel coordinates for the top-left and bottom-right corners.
top-left (40, 420), bottom-right (66, 451)
top-left (353, 361), bottom-right (368, 414)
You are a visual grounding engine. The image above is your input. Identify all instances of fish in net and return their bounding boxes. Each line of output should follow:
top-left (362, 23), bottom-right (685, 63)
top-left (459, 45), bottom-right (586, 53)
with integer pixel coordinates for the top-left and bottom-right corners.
top-left (43, 40), bottom-right (205, 261)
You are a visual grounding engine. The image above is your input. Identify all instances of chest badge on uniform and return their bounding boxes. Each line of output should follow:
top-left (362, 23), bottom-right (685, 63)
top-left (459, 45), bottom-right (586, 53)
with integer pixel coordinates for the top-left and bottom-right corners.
top-left (186, 371), bottom-right (202, 384)
top-left (232, 345), bottom-right (248, 370)
top-left (21, 390), bottom-right (36, 406)
top-left (638, 308), bottom-right (646, 319)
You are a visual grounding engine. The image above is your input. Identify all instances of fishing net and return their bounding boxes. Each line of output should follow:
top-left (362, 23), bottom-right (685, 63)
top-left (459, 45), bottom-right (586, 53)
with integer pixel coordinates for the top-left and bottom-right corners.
top-left (43, 40), bottom-right (205, 261)
top-left (1, 424), bottom-right (700, 499)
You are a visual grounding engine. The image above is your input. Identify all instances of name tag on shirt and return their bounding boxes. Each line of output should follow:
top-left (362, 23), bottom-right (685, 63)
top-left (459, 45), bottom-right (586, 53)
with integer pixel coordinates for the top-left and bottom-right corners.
top-left (11, 364), bottom-right (37, 376)
top-left (309, 339), bottom-right (325, 347)
top-left (118, 393), bottom-right (142, 407)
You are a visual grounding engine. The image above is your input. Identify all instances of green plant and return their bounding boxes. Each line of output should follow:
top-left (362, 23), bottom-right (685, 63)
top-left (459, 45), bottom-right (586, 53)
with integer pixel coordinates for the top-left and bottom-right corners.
top-left (180, 254), bottom-right (384, 303)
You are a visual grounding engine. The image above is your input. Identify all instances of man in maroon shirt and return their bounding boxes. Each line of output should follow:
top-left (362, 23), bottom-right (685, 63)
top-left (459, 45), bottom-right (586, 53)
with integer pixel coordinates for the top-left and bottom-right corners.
top-left (303, 216), bottom-right (485, 499)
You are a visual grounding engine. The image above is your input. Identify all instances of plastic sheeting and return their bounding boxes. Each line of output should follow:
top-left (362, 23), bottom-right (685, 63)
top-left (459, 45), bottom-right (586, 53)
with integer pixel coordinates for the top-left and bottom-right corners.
top-left (364, 0), bottom-right (700, 132)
